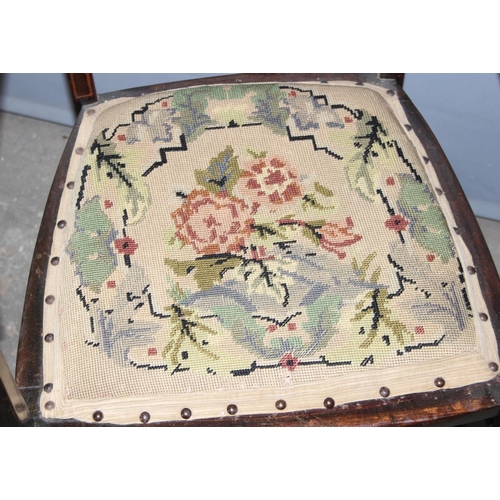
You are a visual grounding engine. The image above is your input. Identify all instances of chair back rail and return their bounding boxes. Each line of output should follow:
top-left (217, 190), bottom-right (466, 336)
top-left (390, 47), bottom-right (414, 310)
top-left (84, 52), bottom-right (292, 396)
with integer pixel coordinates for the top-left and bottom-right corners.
top-left (67, 73), bottom-right (97, 114)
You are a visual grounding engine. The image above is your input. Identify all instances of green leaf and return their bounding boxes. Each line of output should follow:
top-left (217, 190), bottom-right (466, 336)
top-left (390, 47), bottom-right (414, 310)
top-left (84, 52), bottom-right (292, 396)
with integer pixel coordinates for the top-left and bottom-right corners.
top-left (165, 255), bottom-right (242, 291)
top-left (314, 182), bottom-right (334, 197)
top-left (163, 304), bottom-right (220, 365)
top-left (398, 176), bottom-right (454, 262)
top-left (301, 193), bottom-right (336, 212)
top-left (237, 257), bottom-right (295, 306)
top-left (303, 296), bottom-right (342, 332)
top-left (88, 138), bottom-right (152, 225)
top-left (247, 149), bottom-right (267, 159)
top-left (194, 146), bottom-right (241, 196)
top-left (67, 197), bottom-right (117, 293)
top-left (228, 84), bottom-right (289, 135)
top-left (171, 86), bottom-right (226, 142)
top-left (345, 111), bottom-right (388, 202)
top-left (302, 226), bottom-right (321, 246)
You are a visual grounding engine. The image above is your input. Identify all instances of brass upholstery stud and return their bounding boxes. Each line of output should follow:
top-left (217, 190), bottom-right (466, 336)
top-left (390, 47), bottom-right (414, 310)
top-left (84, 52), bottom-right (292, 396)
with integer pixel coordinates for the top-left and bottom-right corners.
top-left (57, 220), bottom-right (66, 229)
top-left (434, 377), bottom-right (445, 388)
top-left (453, 227), bottom-right (461, 235)
top-left (45, 401), bottom-right (55, 410)
top-left (435, 188), bottom-right (443, 196)
top-left (45, 295), bottom-right (55, 305)
top-left (50, 257), bottom-right (60, 266)
top-left (75, 147), bottom-right (84, 155)
top-left (386, 89), bottom-right (395, 96)
top-left (140, 412), bottom-right (150, 424)
top-left (404, 124), bottom-right (412, 131)
top-left (227, 404), bottom-right (238, 415)
top-left (467, 266), bottom-right (476, 275)
top-left (323, 397), bottom-right (335, 409)
top-left (44, 383), bottom-right (53, 393)
top-left (355, 82), bottom-right (364, 86)
top-left (379, 387), bottom-right (390, 398)
top-left (488, 362), bottom-right (499, 372)
top-left (479, 313), bottom-right (489, 322)
top-left (44, 333), bottom-right (54, 343)
top-left (181, 408), bottom-right (192, 420)
top-left (275, 399), bottom-right (287, 411)
top-left (422, 156), bottom-right (430, 164)
top-left (93, 411), bottom-right (104, 422)
top-left (87, 109), bottom-right (96, 116)
top-left (66, 181), bottom-right (75, 189)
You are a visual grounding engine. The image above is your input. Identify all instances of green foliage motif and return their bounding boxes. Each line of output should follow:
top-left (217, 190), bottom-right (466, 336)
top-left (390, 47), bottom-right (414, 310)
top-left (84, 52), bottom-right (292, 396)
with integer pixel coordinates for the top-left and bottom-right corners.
top-left (397, 175), bottom-right (454, 262)
top-left (194, 146), bottom-right (241, 196)
top-left (67, 197), bottom-right (117, 293)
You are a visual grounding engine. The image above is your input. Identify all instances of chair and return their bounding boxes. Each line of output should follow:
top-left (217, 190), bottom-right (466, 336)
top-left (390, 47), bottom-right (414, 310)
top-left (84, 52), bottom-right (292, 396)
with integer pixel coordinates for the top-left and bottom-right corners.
top-left (5, 73), bottom-right (500, 426)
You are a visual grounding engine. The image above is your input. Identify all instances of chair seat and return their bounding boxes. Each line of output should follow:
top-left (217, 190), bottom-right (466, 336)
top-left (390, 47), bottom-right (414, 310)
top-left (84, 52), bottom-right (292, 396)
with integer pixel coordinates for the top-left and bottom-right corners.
top-left (30, 77), bottom-right (499, 424)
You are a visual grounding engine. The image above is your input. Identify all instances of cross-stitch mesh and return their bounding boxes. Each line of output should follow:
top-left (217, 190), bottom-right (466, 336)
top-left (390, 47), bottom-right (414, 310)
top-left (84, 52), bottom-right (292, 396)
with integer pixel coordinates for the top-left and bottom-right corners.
top-left (41, 82), bottom-right (496, 422)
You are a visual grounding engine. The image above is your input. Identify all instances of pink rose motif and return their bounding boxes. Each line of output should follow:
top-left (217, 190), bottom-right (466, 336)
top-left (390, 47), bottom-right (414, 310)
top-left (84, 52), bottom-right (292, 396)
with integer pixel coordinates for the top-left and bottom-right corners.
top-left (238, 157), bottom-right (302, 206)
top-left (172, 189), bottom-right (254, 255)
top-left (318, 217), bottom-right (362, 259)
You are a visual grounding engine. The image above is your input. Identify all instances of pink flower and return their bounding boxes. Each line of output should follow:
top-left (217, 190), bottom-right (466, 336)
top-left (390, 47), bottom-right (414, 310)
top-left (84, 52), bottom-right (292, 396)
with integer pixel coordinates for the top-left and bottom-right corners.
top-left (318, 217), bottom-right (362, 258)
top-left (279, 353), bottom-right (299, 371)
top-left (385, 215), bottom-right (408, 232)
top-left (238, 157), bottom-right (302, 206)
top-left (114, 237), bottom-right (138, 255)
top-left (172, 189), bottom-right (254, 255)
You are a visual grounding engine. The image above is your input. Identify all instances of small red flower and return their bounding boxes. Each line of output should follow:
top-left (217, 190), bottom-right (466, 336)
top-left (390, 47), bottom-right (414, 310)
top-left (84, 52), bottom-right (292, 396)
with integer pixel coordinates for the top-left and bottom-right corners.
top-left (104, 200), bottom-right (113, 209)
top-left (148, 348), bottom-right (157, 356)
top-left (114, 237), bottom-right (138, 255)
top-left (267, 324), bottom-right (277, 333)
top-left (107, 281), bottom-right (116, 289)
top-left (117, 134), bottom-right (126, 141)
top-left (427, 254), bottom-right (435, 262)
top-left (415, 326), bottom-right (425, 335)
top-left (161, 101), bottom-right (169, 107)
top-left (279, 353), bottom-right (299, 371)
top-left (287, 323), bottom-right (297, 331)
top-left (344, 116), bottom-right (353, 123)
top-left (386, 177), bottom-right (395, 186)
top-left (288, 91), bottom-right (296, 97)
top-left (385, 215), bottom-right (408, 232)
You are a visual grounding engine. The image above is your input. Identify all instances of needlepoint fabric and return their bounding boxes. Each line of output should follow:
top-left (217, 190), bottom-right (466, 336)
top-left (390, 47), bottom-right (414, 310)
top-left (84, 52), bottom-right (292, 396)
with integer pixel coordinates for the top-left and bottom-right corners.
top-left (41, 82), bottom-right (498, 423)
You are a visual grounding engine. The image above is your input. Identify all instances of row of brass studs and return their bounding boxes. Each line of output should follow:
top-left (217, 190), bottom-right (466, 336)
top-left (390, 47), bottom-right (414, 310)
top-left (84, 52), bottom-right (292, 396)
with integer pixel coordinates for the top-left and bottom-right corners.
top-left (81, 398), bottom-right (338, 424)
top-left (45, 364), bottom-right (500, 421)
top-left (42, 178), bottom-right (77, 414)
top-left (431, 184), bottom-right (492, 324)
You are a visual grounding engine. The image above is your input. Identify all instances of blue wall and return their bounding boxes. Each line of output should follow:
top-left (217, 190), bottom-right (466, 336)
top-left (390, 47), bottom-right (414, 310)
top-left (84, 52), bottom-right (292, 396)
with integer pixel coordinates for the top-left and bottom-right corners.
top-left (1, 73), bottom-right (499, 220)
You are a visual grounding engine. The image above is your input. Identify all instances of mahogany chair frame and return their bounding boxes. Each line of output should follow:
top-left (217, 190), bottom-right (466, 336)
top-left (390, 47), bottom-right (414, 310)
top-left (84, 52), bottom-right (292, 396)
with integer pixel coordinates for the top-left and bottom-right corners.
top-left (4, 73), bottom-right (500, 426)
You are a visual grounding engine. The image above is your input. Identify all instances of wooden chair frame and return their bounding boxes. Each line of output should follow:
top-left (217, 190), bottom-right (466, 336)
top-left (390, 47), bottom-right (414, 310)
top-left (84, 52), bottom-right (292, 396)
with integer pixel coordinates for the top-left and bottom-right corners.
top-left (5, 73), bottom-right (500, 426)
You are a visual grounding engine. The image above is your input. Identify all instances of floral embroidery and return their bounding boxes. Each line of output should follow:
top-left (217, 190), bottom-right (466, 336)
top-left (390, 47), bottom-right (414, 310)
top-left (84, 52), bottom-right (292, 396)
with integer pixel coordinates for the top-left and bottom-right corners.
top-left (172, 189), bottom-right (254, 255)
top-left (279, 353), bottom-right (299, 371)
top-left (238, 157), bottom-right (302, 206)
top-left (385, 214), bottom-right (409, 232)
top-left (318, 218), bottom-right (362, 258)
top-left (114, 237), bottom-right (138, 255)
top-left (65, 83), bottom-right (475, 389)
